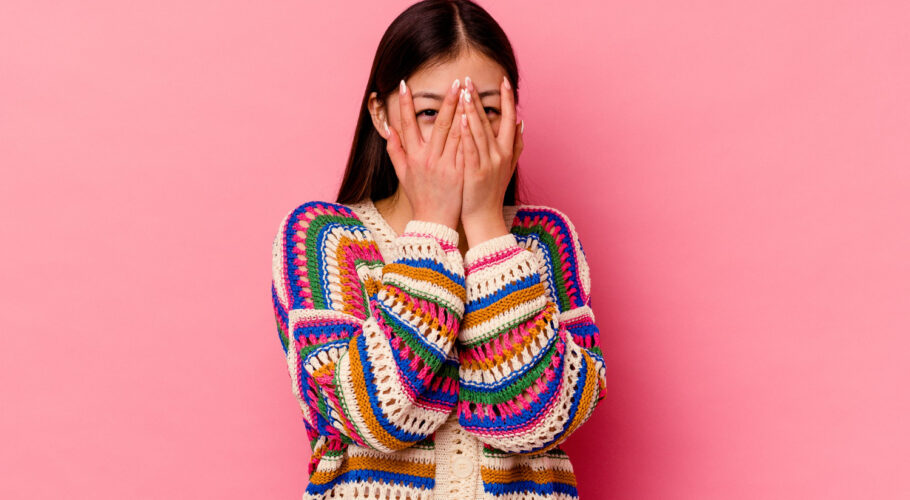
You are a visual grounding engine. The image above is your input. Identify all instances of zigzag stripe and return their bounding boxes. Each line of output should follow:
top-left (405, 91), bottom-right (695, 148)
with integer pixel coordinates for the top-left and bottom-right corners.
top-left (511, 207), bottom-right (587, 311)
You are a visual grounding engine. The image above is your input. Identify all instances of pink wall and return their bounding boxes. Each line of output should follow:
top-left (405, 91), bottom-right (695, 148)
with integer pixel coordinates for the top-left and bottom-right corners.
top-left (2, 1), bottom-right (908, 498)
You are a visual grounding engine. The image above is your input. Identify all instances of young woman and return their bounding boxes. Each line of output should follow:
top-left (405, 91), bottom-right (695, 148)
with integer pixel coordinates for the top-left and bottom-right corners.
top-left (271, 1), bottom-right (607, 498)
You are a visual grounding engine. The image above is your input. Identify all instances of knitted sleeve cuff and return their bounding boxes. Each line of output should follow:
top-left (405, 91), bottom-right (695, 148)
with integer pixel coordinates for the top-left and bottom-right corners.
top-left (401, 219), bottom-right (460, 248)
top-left (464, 232), bottom-right (520, 270)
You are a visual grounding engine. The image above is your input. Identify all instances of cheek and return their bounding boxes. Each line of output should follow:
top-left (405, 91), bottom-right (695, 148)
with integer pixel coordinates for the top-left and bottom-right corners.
top-left (419, 123), bottom-right (435, 142)
top-left (387, 105), bottom-right (400, 128)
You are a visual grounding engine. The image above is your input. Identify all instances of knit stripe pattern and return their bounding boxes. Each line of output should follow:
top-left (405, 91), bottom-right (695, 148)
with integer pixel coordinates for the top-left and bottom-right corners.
top-left (458, 206), bottom-right (607, 499)
top-left (271, 200), bottom-right (607, 500)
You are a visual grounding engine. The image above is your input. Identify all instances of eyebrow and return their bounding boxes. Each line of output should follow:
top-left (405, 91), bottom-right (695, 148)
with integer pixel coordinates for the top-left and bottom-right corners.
top-left (412, 89), bottom-right (501, 101)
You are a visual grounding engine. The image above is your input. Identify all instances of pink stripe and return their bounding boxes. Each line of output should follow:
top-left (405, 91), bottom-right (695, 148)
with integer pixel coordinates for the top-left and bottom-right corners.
top-left (400, 230), bottom-right (458, 251)
top-left (459, 375), bottom-right (564, 437)
top-left (465, 246), bottom-right (524, 273)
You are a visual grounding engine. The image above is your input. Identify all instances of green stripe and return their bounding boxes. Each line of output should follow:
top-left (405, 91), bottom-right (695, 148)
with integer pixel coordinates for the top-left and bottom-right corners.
top-left (512, 225), bottom-right (571, 312)
top-left (458, 336), bottom-right (559, 405)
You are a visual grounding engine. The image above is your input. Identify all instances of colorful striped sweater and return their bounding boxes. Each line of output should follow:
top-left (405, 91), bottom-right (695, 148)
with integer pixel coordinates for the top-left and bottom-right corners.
top-left (271, 198), bottom-right (607, 499)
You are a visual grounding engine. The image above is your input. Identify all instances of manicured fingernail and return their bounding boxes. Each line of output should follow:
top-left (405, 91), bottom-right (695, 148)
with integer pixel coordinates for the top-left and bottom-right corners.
top-left (400, 79), bottom-right (407, 95)
top-left (459, 88), bottom-right (465, 103)
top-left (520, 120), bottom-right (525, 134)
top-left (383, 120), bottom-right (390, 135)
top-left (451, 78), bottom-right (460, 94)
top-left (503, 75), bottom-right (511, 90)
top-left (464, 89), bottom-right (472, 103)
top-left (465, 76), bottom-right (473, 92)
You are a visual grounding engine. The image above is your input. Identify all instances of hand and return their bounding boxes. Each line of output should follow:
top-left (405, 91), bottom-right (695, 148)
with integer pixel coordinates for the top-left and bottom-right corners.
top-left (385, 78), bottom-right (466, 230)
top-left (457, 75), bottom-right (525, 246)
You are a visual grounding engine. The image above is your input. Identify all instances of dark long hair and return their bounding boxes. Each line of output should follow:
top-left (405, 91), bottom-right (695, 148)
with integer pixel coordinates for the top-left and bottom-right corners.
top-left (335, 0), bottom-right (524, 206)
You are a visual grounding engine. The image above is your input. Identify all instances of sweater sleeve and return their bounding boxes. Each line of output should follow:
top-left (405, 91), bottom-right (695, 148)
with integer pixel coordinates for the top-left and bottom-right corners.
top-left (455, 206), bottom-right (607, 455)
top-left (271, 201), bottom-right (465, 453)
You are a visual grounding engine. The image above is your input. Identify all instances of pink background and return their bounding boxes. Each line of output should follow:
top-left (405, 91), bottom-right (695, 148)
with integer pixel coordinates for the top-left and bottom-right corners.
top-left (2, 1), bottom-right (908, 498)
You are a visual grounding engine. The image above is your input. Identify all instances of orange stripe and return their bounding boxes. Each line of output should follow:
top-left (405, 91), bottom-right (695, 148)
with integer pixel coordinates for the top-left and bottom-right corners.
top-left (534, 347), bottom-right (601, 455)
top-left (382, 262), bottom-right (467, 303)
top-left (334, 237), bottom-right (375, 316)
top-left (461, 301), bottom-right (558, 371)
top-left (480, 464), bottom-right (577, 486)
top-left (462, 281), bottom-right (547, 330)
top-left (384, 286), bottom-right (458, 342)
top-left (347, 332), bottom-right (412, 451)
top-left (309, 455), bottom-right (435, 485)
top-left (309, 361), bottom-right (362, 442)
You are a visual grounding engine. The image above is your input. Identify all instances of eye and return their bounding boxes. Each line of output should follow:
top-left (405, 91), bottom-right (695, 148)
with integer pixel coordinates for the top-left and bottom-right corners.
top-left (416, 108), bottom-right (500, 119)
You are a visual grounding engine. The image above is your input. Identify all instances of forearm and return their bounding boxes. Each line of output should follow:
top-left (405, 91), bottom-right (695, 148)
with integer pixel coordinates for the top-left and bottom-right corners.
top-left (454, 214), bottom-right (606, 454)
top-left (273, 202), bottom-right (468, 453)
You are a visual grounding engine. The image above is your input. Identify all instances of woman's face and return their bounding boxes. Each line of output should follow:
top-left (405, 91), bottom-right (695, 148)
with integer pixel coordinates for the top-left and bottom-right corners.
top-left (369, 50), bottom-right (510, 143)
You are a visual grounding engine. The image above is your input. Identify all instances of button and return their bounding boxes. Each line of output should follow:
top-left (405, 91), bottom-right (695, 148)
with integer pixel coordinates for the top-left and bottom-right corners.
top-left (451, 454), bottom-right (473, 479)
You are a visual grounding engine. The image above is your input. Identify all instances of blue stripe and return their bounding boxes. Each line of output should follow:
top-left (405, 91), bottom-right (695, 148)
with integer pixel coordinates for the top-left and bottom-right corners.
top-left (305, 468), bottom-right (434, 495)
top-left (483, 478), bottom-right (578, 497)
top-left (312, 222), bottom-right (372, 310)
top-left (355, 334), bottom-right (429, 444)
top-left (459, 323), bottom-right (590, 455)
top-left (376, 294), bottom-right (448, 361)
top-left (271, 282), bottom-right (289, 354)
top-left (460, 325), bottom-right (558, 392)
top-left (514, 232), bottom-right (560, 309)
top-left (514, 207), bottom-right (586, 310)
top-left (464, 272), bottom-right (542, 314)
top-left (389, 255), bottom-right (466, 288)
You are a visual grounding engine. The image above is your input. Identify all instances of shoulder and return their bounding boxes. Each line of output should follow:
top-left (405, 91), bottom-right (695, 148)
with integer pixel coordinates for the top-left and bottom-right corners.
top-left (272, 200), bottom-right (381, 314)
top-left (274, 200), bottom-right (366, 240)
top-left (508, 203), bottom-right (592, 311)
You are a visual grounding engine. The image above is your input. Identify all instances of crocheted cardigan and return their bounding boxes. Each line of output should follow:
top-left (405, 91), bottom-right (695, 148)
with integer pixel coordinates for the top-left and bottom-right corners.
top-left (271, 199), bottom-right (607, 499)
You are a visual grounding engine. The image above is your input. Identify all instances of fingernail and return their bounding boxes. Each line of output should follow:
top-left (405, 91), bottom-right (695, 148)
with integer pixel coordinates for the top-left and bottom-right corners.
top-left (451, 78), bottom-right (460, 94)
top-left (383, 120), bottom-right (390, 136)
top-left (400, 79), bottom-right (407, 95)
top-left (520, 120), bottom-right (525, 134)
top-left (503, 75), bottom-right (511, 90)
top-left (459, 88), bottom-right (465, 103)
top-left (465, 76), bottom-right (473, 92)
top-left (464, 89), bottom-right (472, 103)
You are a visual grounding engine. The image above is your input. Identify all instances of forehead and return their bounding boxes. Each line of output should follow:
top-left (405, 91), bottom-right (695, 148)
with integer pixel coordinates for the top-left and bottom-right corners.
top-left (408, 51), bottom-right (506, 92)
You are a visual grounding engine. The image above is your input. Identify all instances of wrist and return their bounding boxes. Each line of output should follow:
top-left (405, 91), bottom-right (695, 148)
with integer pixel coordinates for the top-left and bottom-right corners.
top-left (463, 232), bottom-right (520, 270)
top-left (462, 214), bottom-right (509, 250)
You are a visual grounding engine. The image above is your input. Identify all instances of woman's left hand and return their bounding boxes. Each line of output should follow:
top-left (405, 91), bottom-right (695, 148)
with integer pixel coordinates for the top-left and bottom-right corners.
top-left (457, 75), bottom-right (524, 246)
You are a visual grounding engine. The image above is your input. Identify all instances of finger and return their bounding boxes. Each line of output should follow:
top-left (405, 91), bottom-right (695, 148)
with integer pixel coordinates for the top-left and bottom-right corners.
top-left (498, 75), bottom-right (517, 154)
top-left (465, 76), bottom-right (497, 156)
top-left (462, 78), bottom-right (491, 161)
top-left (428, 78), bottom-right (462, 160)
top-left (397, 79), bottom-right (422, 151)
top-left (456, 125), bottom-right (464, 173)
top-left (461, 110), bottom-right (480, 170)
top-left (386, 124), bottom-right (408, 180)
top-left (510, 119), bottom-right (524, 171)
top-left (440, 89), bottom-right (464, 164)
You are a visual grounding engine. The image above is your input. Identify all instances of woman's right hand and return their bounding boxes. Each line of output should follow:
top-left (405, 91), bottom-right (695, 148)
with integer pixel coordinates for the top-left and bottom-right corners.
top-left (385, 77), bottom-right (465, 230)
